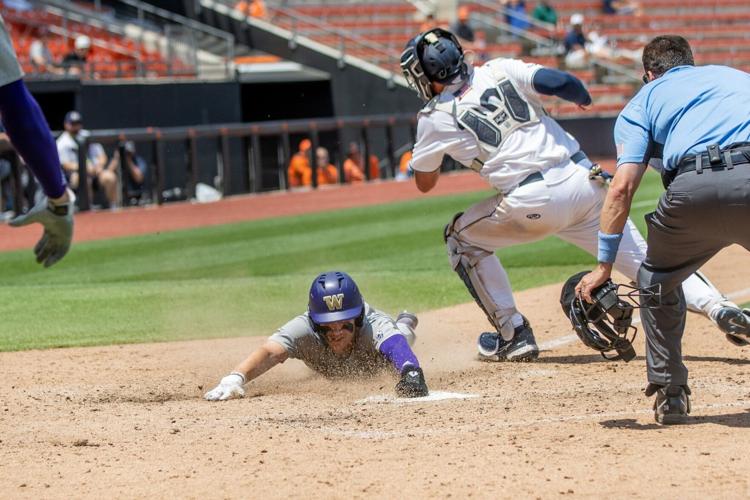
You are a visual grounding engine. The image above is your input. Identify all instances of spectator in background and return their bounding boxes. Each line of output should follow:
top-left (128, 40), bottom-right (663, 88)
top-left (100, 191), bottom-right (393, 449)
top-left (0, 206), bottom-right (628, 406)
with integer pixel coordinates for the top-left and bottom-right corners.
top-left (315, 147), bottom-right (338, 186)
top-left (106, 140), bottom-right (147, 205)
top-left (501, 0), bottom-right (530, 34)
top-left (451, 6), bottom-right (475, 44)
top-left (532, 0), bottom-right (558, 28)
top-left (287, 138), bottom-right (312, 187)
top-left (474, 30), bottom-right (489, 63)
top-left (29, 27), bottom-right (61, 74)
top-left (0, 124), bottom-right (34, 217)
top-left (234, 0), bottom-right (267, 19)
top-left (602, 0), bottom-right (643, 16)
top-left (56, 111), bottom-right (116, 207)
top-left (563, 13), bottom-right (589, 68)
top-left (420, 12), bottom-right (437, 33)
top-left (564, 13), bottom-right (642, 69)
top-left (61, 35), bottom-right (91, 76)
top-left (5, 0), bottom-right (32, 9)
top-left (0, 124), bottom-right (13, 215)
top-left (343, 141), bottom-right (379, 183)
top-left (396, 150), bottom-right (413, 181)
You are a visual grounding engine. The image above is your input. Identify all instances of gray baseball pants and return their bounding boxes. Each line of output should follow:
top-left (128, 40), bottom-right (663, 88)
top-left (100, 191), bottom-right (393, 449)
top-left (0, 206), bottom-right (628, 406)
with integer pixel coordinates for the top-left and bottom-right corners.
top-left (637, 161), bottom-right (750, 386)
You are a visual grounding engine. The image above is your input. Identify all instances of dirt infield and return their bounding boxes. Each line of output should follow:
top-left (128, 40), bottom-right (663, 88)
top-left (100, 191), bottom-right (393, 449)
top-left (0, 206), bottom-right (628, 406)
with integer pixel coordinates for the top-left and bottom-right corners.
top-left (1, 167), bottom-right (749, 498)
top-left (1, 245), bottom-right (748, 498)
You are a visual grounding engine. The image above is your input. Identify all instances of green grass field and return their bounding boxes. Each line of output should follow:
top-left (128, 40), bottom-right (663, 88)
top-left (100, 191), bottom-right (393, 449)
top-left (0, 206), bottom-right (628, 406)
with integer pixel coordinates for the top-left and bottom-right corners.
top-left (0, 171), bottom-right (665, 351)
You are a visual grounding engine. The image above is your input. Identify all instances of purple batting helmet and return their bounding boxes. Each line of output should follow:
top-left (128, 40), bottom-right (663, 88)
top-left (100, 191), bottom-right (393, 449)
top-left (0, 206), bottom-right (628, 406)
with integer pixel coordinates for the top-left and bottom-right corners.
top-left (308, 271), bottom-right (364, 325)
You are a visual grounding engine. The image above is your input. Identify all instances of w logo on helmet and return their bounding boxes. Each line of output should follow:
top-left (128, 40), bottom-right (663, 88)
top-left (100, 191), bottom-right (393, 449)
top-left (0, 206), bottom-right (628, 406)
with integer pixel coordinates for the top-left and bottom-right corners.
top-left (323, 293), bottom-right (345, 311)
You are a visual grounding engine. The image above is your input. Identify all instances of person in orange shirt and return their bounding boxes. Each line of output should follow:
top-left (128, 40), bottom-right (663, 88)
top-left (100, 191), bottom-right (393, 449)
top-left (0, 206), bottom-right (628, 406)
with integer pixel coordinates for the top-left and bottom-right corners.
top-left (399, 150), bottom-right (412, 175)
top-left (420, 13), bottom-right (436, 33)
top-left (315, 147), bottom-right (338, 186)
top-left (287, 138), bottom-right (312, 188)
top-left (343, 141), bottom-right (379, 183)
top-left (235, 0), bottom-right (267, 18)
top-left (396, 150), bottom-right (413, 180)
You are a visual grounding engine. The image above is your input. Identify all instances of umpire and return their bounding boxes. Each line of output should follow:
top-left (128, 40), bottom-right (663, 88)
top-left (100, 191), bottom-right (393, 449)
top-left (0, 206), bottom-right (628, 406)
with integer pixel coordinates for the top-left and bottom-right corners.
top-left (576, 35), bottom-right (750, 424)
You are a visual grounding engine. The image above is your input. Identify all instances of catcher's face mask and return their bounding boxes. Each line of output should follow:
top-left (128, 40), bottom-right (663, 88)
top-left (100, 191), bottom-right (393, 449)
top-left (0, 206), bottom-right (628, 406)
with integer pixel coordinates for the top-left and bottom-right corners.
top-left (400, 28), bottom-right (466, 102)
top-left (560, 271), bottom-right (661, 362)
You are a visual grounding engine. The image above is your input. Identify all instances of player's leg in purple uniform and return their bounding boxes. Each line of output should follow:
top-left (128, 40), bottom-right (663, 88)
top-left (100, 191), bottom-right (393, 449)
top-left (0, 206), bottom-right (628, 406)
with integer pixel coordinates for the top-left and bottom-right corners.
top-left (0, 14), bottom-right (74, 267)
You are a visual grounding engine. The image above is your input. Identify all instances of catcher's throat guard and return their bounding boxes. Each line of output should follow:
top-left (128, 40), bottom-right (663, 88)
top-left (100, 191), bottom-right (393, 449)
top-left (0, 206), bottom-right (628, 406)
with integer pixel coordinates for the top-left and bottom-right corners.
top-left (560, 271), bottom-right (661, 362)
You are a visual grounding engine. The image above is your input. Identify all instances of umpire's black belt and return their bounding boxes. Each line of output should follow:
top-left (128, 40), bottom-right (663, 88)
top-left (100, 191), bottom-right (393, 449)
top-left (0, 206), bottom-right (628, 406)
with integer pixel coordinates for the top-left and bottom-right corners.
top-left (662, 143), bottom-right (750, 188)
top-left (676, 147), bottom-right (750, 175)
top-left (518, 151), bottom-right (589, 188)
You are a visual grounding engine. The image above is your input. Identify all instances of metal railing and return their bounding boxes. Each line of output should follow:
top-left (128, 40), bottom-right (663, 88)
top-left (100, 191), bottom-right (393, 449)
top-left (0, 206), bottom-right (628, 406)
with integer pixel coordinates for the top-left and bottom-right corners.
top-left (468, 0), bottom-right (558, 45)
top-left (68, 113), bottom-right (417, 211)
top-left (208, 0), bottom-right (403, 76)
top-left (36, 0), bottom-right (234, 79)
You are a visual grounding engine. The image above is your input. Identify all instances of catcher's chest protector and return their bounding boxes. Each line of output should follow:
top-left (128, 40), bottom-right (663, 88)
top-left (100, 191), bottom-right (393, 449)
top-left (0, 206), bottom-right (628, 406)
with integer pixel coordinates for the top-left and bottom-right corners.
top-left (426, 66), bottom-right (545, 170)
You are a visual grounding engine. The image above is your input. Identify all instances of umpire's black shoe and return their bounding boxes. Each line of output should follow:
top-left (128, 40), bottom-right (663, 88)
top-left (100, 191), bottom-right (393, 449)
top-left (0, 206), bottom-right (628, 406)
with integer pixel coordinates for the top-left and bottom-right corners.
top-left (647, 383), bottom-right (691, 425)
top-left (477, 319), bottom-right (539, 362)
top-left (713, 306), bottom-right (750, 346)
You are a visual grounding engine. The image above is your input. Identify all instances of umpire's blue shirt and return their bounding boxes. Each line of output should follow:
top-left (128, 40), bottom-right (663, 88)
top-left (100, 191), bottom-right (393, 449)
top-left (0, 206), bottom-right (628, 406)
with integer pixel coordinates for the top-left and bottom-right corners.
top-left (614, 65), bottom-right (750, 170)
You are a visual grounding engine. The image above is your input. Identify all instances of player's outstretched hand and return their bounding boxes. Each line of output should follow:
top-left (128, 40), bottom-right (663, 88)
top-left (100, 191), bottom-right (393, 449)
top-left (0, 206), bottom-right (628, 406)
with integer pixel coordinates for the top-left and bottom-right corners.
top-left (204, 372), bottom-right (246, 401)
top-left (395, 365), bottom-right (429, 398)
top-left (9, 188), bottom-right (75, 268)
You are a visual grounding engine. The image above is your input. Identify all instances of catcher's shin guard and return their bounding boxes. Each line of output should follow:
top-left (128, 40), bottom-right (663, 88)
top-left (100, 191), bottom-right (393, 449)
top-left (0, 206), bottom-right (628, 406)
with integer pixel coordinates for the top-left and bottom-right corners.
top-left (444, 213), bottom-right (517, 340)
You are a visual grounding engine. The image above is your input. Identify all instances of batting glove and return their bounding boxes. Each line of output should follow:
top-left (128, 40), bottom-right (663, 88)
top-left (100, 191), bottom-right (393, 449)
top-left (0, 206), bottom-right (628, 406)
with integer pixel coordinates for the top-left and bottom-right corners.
top-left (395, 365), bottom-right (428, 398)
top-left (9, 188), bottom-right (75, 268)
top-left (588, 163), bottom-right (612, 184)
top-left (204, 372), bottom-right (246, 401)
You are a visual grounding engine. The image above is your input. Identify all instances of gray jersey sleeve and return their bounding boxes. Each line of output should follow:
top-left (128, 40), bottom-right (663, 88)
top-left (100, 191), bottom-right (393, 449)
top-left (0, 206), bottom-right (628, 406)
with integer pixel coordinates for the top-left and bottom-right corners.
top-left (362, 304), bottom-right (407, 350)
top-left (268, 314), bottom-right (317, 359)
top-left (0, 16), bottom-right (23, 87)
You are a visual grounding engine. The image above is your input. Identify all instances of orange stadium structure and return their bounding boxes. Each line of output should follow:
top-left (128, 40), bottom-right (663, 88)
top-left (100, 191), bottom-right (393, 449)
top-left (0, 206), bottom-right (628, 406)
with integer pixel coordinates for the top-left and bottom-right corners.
top-left (2, 0), bottom-right (196, 79)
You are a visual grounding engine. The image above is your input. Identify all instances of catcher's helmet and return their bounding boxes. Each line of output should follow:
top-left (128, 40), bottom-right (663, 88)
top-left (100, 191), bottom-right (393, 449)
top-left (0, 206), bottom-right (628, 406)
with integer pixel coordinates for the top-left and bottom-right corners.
top-left (400, 28), bottom-right (467, 102)
top-left (560, 271), bottom-right (639, 362)
top-left (308, 271), bottom-right (364, 325)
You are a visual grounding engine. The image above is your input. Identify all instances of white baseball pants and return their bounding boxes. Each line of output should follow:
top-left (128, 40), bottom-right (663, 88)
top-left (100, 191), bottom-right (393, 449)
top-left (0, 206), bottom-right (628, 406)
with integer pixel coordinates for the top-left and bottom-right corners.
top-left (449, 160), bottom-right (726, 333)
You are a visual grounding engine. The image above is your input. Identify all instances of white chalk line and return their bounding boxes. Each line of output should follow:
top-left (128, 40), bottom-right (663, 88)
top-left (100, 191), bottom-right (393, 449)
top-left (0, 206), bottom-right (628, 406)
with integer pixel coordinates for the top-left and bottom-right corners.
top-left (538, 286), bottom-right (750, 352)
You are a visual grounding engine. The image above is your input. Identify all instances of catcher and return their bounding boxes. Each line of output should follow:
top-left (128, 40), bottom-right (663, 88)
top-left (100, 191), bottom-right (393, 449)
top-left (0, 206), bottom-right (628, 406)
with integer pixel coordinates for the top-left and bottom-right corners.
top-left (205, 271), bottom-right (428, 400)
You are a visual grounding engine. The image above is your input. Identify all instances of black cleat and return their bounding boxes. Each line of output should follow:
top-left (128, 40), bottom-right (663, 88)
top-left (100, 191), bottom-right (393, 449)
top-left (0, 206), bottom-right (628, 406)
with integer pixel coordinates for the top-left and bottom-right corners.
top-left (713, 306), bottom-right (750, 346)
top-left (477, 319), bottom-right (539, 362)
top-left (649, 384), bottom-right (691, 425)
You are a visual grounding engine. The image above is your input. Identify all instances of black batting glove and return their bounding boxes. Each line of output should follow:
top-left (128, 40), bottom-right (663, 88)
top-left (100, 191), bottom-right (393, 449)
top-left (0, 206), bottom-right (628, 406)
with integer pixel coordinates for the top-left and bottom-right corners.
top-left (395, 365), bottom-right (428, 398)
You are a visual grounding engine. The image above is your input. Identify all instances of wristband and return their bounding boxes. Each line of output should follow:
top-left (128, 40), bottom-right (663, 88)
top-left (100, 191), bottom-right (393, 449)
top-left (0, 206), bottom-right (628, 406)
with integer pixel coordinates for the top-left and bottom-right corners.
top-left (229, 371), bottom-right (246, 385)
top-left (597, 231), bottom-right (623, 263)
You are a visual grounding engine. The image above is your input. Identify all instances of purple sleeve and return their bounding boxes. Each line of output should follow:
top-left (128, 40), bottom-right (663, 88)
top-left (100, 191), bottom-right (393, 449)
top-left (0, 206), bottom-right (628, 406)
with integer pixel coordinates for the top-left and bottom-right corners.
top-left (0, 80), bottom-right (66, 198)
top-left (379, 334), bottom-right (420, 372)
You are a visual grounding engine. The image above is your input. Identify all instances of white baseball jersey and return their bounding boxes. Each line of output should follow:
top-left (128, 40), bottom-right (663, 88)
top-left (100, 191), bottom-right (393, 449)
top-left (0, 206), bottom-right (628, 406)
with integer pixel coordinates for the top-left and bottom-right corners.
top-left (410, 58), bottom-right (582, 193)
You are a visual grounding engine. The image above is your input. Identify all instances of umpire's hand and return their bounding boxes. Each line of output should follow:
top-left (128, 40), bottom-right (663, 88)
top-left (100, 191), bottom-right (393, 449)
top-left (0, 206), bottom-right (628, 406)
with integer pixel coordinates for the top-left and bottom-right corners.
top-left (204, 372), bottom-right (246, 401)
top-left (395, 365), bottom-right (429, 398)
top-left (10, 188), bottom-right (75, 268)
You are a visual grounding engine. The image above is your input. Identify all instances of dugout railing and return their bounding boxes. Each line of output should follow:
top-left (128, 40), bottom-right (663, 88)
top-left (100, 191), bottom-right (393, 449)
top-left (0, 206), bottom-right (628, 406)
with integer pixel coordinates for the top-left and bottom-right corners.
top-left (68, 113), bottom-right (417, 211)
